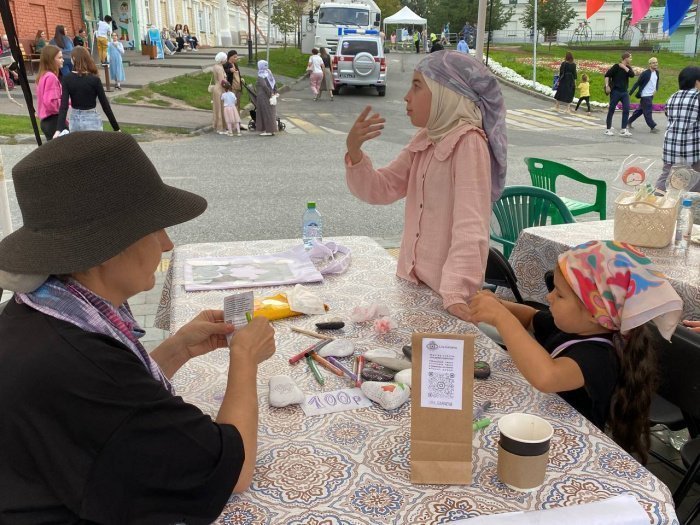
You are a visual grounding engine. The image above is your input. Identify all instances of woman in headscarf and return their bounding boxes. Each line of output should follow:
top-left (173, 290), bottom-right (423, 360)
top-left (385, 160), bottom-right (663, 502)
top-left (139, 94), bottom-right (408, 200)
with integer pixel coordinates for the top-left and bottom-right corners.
top-left (345, 50), bottom-right (507, 322)
top-left (0, 132), bottom-right (276, 522)
top-left (255, 60), bottom-right (278, 136)
top-left (211, 52), bottom-right (228, 135)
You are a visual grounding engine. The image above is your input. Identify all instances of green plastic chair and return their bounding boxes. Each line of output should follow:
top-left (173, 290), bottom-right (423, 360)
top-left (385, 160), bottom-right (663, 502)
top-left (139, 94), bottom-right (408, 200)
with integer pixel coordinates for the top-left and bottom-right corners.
top-left (524, 157), bottom-right (607, 221)
top-left (491, 185), bottom-right (576, 259)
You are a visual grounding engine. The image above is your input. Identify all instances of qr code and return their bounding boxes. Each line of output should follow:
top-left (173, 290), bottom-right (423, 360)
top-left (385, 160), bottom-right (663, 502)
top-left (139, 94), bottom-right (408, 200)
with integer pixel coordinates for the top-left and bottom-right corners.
top-left (427, 371), bottom-right (455, 398)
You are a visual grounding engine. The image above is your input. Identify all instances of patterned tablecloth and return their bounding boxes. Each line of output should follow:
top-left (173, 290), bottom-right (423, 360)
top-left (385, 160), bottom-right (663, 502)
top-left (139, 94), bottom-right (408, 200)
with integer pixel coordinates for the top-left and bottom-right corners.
top-left (155, 236), bottom-right (679, 525)
top-left (508, 220), bottom-right (700, 319)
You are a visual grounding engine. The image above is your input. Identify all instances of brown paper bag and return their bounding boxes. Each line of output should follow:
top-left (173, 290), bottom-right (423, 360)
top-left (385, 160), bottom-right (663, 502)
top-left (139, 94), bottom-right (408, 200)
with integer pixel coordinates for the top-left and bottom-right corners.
top-left (410, 332), bottom-right (475, 485)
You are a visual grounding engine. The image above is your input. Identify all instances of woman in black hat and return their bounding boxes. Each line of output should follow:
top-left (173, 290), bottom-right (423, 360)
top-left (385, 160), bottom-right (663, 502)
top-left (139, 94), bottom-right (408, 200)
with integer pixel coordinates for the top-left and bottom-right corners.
top-left (0, 132), bottom-right (276, 523)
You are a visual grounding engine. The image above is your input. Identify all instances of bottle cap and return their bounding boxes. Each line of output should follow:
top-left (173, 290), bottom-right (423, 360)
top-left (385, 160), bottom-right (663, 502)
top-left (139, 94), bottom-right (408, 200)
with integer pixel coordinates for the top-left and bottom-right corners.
top-left (682, 198), bottom-right (692, 207)
top-left (307, 202), bottom-right (316, 209)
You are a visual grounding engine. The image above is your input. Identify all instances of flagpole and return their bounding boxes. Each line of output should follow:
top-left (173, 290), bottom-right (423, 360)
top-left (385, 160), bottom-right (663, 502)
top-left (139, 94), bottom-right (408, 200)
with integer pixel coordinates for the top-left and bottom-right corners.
top-left (533, 0), bottom-right (537, 88)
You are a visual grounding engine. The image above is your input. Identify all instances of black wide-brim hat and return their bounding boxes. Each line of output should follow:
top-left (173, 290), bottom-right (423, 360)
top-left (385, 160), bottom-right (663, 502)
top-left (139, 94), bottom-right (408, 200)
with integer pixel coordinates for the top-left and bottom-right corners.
top-left (0, 132), bottom-right (207, 275)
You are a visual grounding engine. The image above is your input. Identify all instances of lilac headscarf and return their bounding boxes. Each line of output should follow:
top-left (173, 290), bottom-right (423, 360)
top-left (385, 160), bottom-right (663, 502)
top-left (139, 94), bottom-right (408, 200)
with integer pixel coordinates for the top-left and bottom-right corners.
top-left (416, 50), bottom-right (508, 201)
top-left (257, 60), bottom-right (276, 91)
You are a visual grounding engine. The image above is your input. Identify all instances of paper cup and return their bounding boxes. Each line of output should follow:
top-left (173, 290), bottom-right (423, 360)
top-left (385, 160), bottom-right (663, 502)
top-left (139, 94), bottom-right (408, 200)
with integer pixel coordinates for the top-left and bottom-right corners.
top-left (497, 413), bottom-right (553, 491)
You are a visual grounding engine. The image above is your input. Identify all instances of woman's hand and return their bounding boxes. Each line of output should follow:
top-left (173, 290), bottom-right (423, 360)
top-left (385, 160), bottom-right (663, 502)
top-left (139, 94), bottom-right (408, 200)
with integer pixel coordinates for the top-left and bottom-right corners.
top-left (229, 316), bottom-right (276, 365)
top-left (447, 303), bottom-right (472, 323)
top-left (175, 309), bottom-right (235, 359)
top-left (469, 291), bottom-right (511, 327)
top-left (346, 105), bottom-right (386, 165)
top-left (683, 320), bottom-right (700, 333)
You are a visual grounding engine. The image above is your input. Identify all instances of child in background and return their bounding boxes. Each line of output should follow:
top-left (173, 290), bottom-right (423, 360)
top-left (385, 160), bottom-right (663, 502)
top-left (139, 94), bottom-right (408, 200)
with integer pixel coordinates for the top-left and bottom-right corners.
top-left (575, 73), bottom-right (590, 112)
top-left (345, 51), bottom-right (507, 321)
top-left (221, 80), bottom-right (241, 136)
top-left (107, 32), bottom-right (125, 90)
top-left (469, 240), bottom-right (683, 463)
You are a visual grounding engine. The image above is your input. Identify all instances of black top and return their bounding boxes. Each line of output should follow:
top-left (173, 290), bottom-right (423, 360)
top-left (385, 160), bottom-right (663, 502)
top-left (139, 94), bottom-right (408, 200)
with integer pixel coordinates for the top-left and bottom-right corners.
top-left (73, 35), bottom-right (87, 47)
top-left (532, 311), bottom-right (619, 430)
top-left (321, 54), bottom-right (331, 69)
top-left (57, 73), bottom-right (120, 131)
top-left (554, 61), bottom-right (577, 103)
top-left (223, 62), bottom-right (241, 90)
top-left (0, 299), bottom-right (244, 524)
top-left (430, 42), bottom-right (444, 53)
top-left (605, 63), bottom-right (635, 92)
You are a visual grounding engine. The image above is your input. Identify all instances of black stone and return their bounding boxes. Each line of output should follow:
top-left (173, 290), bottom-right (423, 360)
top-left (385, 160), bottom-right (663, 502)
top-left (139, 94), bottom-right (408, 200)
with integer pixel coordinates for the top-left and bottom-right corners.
top-left (402, 345), bottom-right (412, 360)
top-left (361, 362), bottom-right (396, 382)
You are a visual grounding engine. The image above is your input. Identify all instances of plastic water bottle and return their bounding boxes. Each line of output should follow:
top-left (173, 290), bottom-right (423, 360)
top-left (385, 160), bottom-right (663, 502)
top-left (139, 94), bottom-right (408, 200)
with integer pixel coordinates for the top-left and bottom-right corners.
top-left (302, 202), bottom-right (323, 249)
top-left (675, 198), bottom-right (693, 247)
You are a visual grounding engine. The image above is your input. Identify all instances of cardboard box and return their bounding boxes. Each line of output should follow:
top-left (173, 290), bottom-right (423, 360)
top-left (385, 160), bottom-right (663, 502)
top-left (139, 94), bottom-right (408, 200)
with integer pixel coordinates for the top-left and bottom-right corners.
top-left (410, 332), bottom-right (475, 485)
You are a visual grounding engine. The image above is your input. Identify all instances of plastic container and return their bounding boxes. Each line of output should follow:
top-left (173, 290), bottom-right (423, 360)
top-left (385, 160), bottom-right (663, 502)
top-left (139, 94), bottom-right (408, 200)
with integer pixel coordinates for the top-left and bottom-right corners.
top-left (302, 201), bottom-right (323, 249)
top-left (675, 198), bottom-right (693, 245)
top-left (614, 192), bottom-right (679, 248)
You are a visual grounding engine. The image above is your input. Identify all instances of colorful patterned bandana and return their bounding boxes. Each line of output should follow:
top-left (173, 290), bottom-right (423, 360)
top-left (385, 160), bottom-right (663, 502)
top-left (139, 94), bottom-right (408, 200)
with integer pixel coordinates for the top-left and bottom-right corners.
top-left (558, 240), bottom-right (683, 340)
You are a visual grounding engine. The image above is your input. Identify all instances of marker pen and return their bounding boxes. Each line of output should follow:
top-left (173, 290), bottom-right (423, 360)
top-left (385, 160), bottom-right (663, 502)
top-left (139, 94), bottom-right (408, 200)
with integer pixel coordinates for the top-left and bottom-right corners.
top-left (326, 356), bottom-right (358, 382)
top-left (306, 353), bottom-right (325, 385)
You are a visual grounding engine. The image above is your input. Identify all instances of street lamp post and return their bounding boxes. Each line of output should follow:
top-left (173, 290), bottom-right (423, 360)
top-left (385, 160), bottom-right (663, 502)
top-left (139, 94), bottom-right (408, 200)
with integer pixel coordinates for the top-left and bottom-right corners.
top-left (267, 0), bottom-right (271, 62)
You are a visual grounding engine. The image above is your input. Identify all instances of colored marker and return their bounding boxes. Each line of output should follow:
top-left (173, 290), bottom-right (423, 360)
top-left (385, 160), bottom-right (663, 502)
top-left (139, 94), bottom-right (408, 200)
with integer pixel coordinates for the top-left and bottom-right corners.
top-left (326, 355), bottom-right (358, 382)
top-left (306, 353), bottom-right (325, 385)
top-left (355, 355), bottom-right (365, 387)
top-left (310, 351), bottom-right (344, 377)
top-left (473, 401), bottom-right (492, 421)
top-left (245, 311), bottom-right (253, 323)
top-left (473, 417), bottom-right (491, 431)
top-left (289, 339), bottom-right (332, 365)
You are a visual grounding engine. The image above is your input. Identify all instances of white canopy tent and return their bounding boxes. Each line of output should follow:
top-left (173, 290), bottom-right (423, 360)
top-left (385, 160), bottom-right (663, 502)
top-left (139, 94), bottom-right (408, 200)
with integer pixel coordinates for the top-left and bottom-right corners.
top-left (383, 6), bottom-right (427, 27)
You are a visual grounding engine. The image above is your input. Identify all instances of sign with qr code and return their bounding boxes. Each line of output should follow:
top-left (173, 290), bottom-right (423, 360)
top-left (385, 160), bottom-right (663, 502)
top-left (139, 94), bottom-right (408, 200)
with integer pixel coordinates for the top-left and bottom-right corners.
top-left (420, 338), bottom-right (464, 410)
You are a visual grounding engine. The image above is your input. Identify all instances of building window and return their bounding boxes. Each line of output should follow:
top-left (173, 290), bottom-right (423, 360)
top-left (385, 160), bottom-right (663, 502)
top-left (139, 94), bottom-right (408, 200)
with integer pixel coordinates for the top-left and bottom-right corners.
top-left (650, 22), bottom-right (658, 33)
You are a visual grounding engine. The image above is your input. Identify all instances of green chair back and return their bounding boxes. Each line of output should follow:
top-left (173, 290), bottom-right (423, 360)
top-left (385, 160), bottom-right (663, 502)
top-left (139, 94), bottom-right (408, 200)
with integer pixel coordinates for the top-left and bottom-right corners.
top-left (524, 157), bottom-right (607, 220)
top-left (491, 185), bottom-right (575, 258)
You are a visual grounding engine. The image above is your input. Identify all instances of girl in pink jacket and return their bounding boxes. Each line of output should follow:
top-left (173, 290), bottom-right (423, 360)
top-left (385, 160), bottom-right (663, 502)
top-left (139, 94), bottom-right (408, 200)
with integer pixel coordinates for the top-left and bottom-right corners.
top-left (36, 45), bottom-right (65, 141)
top-left (345, 51), bottom-right (507, 321)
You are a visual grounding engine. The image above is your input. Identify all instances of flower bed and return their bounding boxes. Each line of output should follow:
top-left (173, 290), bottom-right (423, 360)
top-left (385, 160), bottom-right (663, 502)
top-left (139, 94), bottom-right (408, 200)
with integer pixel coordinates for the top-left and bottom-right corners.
top-left (515, 57), bottom-right (644, 76)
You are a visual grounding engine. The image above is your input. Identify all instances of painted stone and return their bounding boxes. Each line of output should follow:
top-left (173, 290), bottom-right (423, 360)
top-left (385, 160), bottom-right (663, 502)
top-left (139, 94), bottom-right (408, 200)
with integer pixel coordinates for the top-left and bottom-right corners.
top-left (317, 339), bottom-right (355, 358)
top-left (394, 368), bottom-right (412, 388)
top-left (402, 345), bottom-right (412, 360)
top-left (361, 362), bottom-right (396, 382)
top-left (364, 348), bottom-right (412, 371)
top-left (361, 381), bottom-right (411, 410)
top-left (268, 375), bottom-right (305, 408)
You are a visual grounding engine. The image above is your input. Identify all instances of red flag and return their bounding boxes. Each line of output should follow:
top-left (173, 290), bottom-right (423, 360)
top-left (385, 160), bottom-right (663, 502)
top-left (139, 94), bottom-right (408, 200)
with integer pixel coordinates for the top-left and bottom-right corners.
top-left (631, 0), bottom-right (654, 24)
top-left (586, 0), bottom-right (606, 18)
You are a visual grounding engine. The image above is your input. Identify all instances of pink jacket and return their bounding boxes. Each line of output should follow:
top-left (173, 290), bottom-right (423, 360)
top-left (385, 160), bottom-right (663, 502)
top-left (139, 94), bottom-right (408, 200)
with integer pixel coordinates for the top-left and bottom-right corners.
top-left (346, 124), bottom-right (491, 308)
top-left (36, 72), bottom-right (62, 120)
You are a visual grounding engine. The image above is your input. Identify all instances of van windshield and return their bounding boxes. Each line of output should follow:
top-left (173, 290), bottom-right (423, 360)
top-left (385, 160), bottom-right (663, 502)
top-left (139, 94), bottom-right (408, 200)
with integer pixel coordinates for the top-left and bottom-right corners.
top-left (339, 40), bottom-right (378, 55)
top-left (318, 7), bottom-right (369, 26)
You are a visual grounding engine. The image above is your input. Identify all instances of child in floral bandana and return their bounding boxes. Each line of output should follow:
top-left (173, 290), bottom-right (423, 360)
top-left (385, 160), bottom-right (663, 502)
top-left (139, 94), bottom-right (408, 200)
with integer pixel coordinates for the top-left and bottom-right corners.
top-left (469, 240), bottom-right (683, 463)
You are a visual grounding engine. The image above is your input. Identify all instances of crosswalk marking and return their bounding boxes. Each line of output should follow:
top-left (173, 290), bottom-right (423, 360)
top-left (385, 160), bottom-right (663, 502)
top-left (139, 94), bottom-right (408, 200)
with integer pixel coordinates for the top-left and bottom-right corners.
top-left (279, 119), bottom-right (305, 134)
top-left (507, 108), bottom-right (604, 132)
top-left (285, 116), bottom-right (324, 134)
top-left (318, 126), bottom-right (345, 135)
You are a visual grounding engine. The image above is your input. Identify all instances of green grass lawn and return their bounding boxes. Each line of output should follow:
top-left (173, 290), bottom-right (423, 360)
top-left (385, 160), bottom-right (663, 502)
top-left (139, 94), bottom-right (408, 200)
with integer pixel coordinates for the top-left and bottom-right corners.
top-left (115, 73), bottom-right (259, 110)
top-left (487, 45), bottom-right (697, 104)
top-left (239, 47), bottom-right (309, 79)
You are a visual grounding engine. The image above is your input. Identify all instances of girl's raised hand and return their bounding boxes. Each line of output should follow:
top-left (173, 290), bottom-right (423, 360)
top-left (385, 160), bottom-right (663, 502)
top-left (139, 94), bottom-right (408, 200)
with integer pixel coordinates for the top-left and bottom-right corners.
top-left (469, 291), bottom-right (510, 327)
top-left (346, 106), bottom-right (386, 165)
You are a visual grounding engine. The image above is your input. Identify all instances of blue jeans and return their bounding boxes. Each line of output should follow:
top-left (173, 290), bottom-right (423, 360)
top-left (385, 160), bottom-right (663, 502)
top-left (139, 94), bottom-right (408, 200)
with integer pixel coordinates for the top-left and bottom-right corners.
top-left (606, 89), bottom-right (630, 129)
top-left (628, 96), bottom-right (656, 129)
top-left (69, 109), bottom-right (103, 131)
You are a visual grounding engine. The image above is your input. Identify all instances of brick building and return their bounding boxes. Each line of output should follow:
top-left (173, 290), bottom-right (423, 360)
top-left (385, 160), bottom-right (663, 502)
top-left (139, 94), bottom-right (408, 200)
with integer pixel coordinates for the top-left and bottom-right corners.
top-left (1, 0), bottom-right (84, 45)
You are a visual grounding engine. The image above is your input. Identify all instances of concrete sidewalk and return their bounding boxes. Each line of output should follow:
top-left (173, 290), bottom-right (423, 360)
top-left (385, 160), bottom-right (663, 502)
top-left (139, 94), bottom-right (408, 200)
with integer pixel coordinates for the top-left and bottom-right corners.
top-left (0, 46), bottom-right (300, 131)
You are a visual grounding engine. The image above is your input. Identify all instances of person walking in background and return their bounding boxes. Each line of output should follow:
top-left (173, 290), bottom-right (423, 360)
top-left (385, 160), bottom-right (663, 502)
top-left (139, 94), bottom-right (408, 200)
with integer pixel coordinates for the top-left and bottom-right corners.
top-left (414, 30), bottom-right (420, 53)
top-left (319, 47), bottom-right (335, 101)
top-left (211, 52), bottom-right (227, 135)
top-left (56, 46), bottom-right (120, 134)
top-left (221, 80), bottom-right (241, 136)
top-left (50, 25), bottom-right (73, 77)
top-left (307, 48), bottom-right (324, 101)
top-left (73, 28), bottom-right (88, 48)
top-left (108, 32), bottom-right (125, 90)
top-left (575, 73), bottom-right (591, 112)
top-left (36, 45), bottom-right (65, 140)
top-left (390, 31), bottom-right (396, 50)
top-left (224, 50), bottom-right (242, 112)
top-left (553, 52), bottom-right (576, 113)
top-left (604, 52), bottom-right (635, 137)
top-left (456, 35), bottom-right (469, 54)
top-left (255, 60), bottom-right (278, 136)
top-left (655, 66), bottom-right (700, 192)
top-left (95, 16), bottom-right (112, 64)
top-left (628, 57), bottom-right (660, 133)
top-left (34, 29), bottom-right (48, 53)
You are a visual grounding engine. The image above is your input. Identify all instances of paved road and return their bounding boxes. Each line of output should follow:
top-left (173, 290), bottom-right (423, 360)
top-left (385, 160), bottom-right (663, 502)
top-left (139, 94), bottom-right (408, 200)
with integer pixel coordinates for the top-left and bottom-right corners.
top-left (1, 51), bottom-right (669, 249)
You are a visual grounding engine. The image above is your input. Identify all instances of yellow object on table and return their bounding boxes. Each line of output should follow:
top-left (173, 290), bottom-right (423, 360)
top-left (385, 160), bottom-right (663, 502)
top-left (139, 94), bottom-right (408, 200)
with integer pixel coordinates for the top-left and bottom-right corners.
top-left (253, 293), bottom-right (328, 321)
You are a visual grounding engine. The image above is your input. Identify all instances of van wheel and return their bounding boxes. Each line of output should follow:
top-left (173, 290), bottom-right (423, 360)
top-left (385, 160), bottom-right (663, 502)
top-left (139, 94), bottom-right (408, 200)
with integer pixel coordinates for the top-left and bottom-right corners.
top-left (377, 87), bottom-right (386, 97)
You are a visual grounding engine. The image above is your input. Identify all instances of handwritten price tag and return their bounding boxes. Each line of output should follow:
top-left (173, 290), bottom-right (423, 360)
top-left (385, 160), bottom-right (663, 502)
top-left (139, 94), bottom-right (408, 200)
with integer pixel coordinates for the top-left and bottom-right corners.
top-left (301, 388), bottom-right (372, 417)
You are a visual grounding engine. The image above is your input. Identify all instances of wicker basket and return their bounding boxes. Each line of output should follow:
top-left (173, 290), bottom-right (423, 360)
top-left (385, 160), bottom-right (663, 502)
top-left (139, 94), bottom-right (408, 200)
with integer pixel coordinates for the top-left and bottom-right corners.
top-left (614, 193), bottom-right (679, 248)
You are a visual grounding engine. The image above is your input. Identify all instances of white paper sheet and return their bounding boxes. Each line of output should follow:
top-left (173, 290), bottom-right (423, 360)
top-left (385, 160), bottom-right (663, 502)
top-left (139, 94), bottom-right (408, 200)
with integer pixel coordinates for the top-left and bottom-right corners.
top-left (420, 337), bottom-right (464, 410)
top-left (301, 388), bottom-right (373, 416)
top-left (223, 291), bottom-right (253, 345)
top-left (449, 495), bottom-right (649, 525)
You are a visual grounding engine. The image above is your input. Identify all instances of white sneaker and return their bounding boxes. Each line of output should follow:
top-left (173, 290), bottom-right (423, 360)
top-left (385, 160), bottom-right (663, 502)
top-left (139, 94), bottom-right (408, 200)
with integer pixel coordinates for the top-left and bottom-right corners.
top-left (620, 129), bottom-right (632, 137)
top-left (237, 132), bottom-right (242, 136)
top-left (260, 132), bottom-right (272, 136)
top-left (226, 131), bottom-right (233, 136)
top-left (604, 129), bottom-right (614, 136)
top-left (217, 130), bottom-right (228, 135)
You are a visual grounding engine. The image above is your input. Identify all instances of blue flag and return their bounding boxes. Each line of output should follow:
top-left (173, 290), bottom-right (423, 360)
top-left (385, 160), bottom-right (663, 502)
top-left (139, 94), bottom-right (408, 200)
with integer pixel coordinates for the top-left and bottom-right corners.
top-left (663, 0), bottom-right (694, 35)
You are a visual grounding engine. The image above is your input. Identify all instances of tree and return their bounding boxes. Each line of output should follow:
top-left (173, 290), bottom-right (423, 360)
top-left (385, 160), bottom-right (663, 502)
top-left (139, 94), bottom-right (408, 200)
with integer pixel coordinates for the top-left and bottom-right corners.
top-left (271, 0), bottom-right (297, 48)
top-left (375, 0), bottom-right (402, 19)
top-left (421, 0), bottom-right (513, 36)
top-left (520, 0), bottom-right (576, 48)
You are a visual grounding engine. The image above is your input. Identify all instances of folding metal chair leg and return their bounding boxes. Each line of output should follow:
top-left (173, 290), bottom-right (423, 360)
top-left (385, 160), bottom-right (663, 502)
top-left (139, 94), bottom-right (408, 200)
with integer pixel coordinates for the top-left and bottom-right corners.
top-left (674, 454), bottom-right (700, 508)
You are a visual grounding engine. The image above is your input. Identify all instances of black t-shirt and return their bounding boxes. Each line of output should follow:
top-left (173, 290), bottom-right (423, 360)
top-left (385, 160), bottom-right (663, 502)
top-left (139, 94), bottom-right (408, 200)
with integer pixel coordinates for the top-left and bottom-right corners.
top-left (0, 300), bottom-right (244, 524)
top-left (605, 63), bottom-right (635, 92)
top-left (321, 54), bottom-right (331, 69)
top-left (57, 73), bottom-right (120, 132)
top-left (532, 310), bottom-right (619, 430)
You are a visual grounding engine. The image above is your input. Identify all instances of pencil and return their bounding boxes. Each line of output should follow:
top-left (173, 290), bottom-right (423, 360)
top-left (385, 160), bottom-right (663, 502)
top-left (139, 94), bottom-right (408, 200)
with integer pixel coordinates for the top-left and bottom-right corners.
top-left (291, 326), bottom-right (334, 340)
top-left (288, 339), bottom-right (332, 365)
top-left (245, 311), bottom-right (252, 323)
top-left (326, 356), bottom-right (358, 382)
top-left (305, 354), bottom-right (325, 385)
top-left (310, 351), bottom-right (344, 377)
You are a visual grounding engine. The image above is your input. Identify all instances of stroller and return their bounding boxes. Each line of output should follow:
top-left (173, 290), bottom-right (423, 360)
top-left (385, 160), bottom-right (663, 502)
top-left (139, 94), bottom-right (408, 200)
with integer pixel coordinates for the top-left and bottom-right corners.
top-left (242, 80), bottom-right (286, 132)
